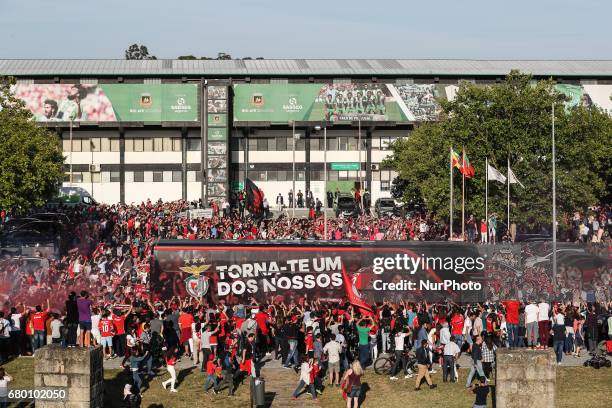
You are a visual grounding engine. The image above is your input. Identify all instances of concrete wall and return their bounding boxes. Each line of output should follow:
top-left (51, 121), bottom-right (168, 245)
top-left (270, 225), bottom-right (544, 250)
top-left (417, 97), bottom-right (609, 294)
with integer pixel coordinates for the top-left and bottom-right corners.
top-left (495, 349), bottom-right (556, 408)
top-left (34, 345), bottom-right (104, 408)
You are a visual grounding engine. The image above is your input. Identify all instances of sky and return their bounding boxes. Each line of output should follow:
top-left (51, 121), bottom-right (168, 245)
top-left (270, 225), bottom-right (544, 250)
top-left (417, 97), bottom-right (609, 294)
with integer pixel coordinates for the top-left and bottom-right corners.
top-left (1, 0), bottom-right (610, 60)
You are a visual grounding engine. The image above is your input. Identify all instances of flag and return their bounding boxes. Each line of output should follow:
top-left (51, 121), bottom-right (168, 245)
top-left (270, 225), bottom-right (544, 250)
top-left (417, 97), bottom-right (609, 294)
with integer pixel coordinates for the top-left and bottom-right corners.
top-left (508, 167), bottom-right (524, 188)
top-left (245, 178), bottom-right (264, 215)
top-left (461, 150), bottom-right (475, 178)
top-left (487, 163), bottom-right (507, 183)
top-left (341, 264), bottom-right (374, 316)
top-left (450, 149), bottom-right (462, 170)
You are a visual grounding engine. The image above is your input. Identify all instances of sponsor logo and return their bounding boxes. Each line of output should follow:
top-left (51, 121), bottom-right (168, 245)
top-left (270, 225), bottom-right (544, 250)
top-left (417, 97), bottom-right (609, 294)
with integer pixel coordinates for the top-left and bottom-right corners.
top-left (140, 93), bottom-right (153, 108)
top-left (282, 96), bottom-right (303, 113)
top-left (251, 93), bottom-right (264, 107)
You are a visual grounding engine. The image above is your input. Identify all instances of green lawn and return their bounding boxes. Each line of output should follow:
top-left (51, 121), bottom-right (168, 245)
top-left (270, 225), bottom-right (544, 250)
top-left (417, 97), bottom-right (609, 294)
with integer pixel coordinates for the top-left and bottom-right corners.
top-left (2, 358), bottom-right (612, 408)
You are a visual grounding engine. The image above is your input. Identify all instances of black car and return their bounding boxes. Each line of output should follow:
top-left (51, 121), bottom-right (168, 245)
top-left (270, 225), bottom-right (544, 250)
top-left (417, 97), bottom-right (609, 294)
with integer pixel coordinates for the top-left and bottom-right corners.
top-left (335, 194), bottom-right (360, 218)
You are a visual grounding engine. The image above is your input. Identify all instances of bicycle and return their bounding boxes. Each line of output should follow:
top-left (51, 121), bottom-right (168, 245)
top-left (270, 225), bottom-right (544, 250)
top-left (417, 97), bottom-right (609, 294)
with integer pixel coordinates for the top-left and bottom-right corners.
top-left (373, 350), bottom-right (417, 375)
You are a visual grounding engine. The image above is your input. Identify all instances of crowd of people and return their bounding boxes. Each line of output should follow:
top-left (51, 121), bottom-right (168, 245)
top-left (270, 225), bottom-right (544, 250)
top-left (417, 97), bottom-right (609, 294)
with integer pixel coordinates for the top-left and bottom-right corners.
top-left (0, 198), bottom-right (610, 407)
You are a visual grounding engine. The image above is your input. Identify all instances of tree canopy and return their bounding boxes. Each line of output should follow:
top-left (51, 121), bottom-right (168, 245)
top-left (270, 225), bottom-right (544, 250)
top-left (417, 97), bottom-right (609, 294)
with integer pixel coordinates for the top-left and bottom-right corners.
top-left (125, 44), bottom-right (157, 60)
top-left (0, 77), bottom-right (65, 213)
top-left (384, 71), bottom-right (612, 232)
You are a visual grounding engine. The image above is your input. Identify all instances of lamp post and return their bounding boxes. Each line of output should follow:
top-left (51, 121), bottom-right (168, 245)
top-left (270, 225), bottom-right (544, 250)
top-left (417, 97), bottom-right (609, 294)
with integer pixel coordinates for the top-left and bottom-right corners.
top-left (69, 119), bottom-right (73, 186)
top-left (552, 102), bottom-right (557, 281)
top-left (291, 121), bottom-right (301, 218)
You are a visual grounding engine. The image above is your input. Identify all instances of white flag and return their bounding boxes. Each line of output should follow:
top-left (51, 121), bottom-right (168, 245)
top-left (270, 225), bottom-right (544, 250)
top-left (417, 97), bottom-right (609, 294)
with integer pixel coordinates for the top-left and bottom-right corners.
top-left (487, 164), bottom-right (507, 184)
top-left (508, 167), bottom-right (524, 188)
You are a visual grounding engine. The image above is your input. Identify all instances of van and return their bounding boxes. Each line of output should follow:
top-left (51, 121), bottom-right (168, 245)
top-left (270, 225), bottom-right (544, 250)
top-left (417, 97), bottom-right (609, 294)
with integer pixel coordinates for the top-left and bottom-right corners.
top-left (335, 193), bottom-right (360, 218)
top-left (374, 198), bottom-right (397, 217)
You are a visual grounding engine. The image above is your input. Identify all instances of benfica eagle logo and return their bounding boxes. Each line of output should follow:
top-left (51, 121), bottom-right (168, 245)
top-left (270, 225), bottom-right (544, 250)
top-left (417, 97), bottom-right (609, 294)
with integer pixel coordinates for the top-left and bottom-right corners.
top-left (180, 260), bottom-right (212, 297)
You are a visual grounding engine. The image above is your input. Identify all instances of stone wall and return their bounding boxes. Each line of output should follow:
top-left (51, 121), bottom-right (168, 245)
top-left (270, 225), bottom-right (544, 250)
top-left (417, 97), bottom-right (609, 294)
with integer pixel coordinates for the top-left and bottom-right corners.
top-left (34, 345), bottom-right (104, 408)
top-left (496, 349), bottom-right (556, 408)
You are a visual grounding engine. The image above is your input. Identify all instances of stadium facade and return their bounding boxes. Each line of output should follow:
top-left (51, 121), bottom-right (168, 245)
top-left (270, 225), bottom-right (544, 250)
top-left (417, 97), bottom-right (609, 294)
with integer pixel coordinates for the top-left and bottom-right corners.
top-left (1, 59), bottom-right (612, 205)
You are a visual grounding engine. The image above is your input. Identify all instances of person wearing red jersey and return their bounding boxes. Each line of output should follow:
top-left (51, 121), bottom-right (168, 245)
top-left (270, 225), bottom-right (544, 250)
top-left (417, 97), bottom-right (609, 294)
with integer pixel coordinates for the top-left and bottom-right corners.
top-left (30, 299), bottom-right (50, 352)
top-left (112, 305), bottom-right (132, 359)
top-left (502, 296), bottom-right (520, 348)
top-left (178, 308), bottom-right (194, 358)
top-left (99, 311), bottom-right (115, 359)
top-left (450, 310), bottom-right (465, 350)
top-left (254, 307), bottom-right (270, 355)
top-left (161, 348), bottom-right (178, 393)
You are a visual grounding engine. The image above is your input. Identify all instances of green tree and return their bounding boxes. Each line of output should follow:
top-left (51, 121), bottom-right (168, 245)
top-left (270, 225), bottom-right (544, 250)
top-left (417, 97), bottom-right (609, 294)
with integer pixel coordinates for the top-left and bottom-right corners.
top-left (385, 71), bottom-right (612, 231)
top-left (124, 44), bottom-right (157, 60)
top-left (0, 77), bottom-right (65, 213)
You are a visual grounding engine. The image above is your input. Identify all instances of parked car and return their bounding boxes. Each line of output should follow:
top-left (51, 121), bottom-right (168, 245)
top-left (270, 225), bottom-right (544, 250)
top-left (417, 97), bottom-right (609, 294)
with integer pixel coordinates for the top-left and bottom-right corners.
top-left (374, 198), bottom-right (398, 217)
top-left (335, 193), bottom-right (360, 218)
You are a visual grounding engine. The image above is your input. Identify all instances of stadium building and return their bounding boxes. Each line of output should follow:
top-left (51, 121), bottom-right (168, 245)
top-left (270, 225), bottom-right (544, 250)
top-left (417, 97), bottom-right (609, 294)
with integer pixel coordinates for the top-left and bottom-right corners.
top-left (1, 59), bottom-right (611, 205)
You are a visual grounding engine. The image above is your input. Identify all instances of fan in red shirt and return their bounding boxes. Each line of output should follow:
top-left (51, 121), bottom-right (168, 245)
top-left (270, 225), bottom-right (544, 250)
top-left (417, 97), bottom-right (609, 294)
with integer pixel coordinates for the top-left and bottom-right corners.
top-left (98, 312), bottom-right (115, 359)
top-left (502, 298), bottom-right (521, 347)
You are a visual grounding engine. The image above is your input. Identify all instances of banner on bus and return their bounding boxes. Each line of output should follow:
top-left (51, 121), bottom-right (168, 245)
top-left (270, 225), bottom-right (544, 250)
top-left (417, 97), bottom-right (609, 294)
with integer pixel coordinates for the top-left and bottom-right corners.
top-left (152, 241), bottom-right (487, 304)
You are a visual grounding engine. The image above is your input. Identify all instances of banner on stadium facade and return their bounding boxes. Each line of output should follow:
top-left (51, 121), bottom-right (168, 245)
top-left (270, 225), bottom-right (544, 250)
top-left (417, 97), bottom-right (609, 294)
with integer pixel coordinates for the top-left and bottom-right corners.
top-left (152, 241), bottom-right (487, 303)
top-left (12, 84), bottom-right (199, 122)
top-left (232, 83), bottom-right (455, 123)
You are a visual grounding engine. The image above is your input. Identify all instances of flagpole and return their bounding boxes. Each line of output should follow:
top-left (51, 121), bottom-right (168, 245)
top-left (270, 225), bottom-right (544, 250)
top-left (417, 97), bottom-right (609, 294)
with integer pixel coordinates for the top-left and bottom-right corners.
top-left (450, 146), bottom-right (453, 239)
top-left (462, 147), bottom-right (465, 240)
top-left (507, 156), bottom-right (510, 241)
top-left (485, 157), bottom-right (488, 241)
top-left (552, 102), bottom-right (557, 281)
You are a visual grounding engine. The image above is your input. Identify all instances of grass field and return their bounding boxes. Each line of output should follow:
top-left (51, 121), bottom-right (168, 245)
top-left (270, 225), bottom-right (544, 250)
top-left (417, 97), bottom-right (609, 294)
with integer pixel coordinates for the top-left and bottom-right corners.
top-left (3, 357), bottom-right (612, 408)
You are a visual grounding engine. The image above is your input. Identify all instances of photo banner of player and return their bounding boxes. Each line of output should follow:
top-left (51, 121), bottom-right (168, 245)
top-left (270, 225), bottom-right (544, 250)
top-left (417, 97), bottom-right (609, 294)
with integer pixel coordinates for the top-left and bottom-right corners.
top-left (152, 240), bottom-right (487, 304)
top-left (12, 84), bottom-right (199, 122)
top-left (232, 83), bottom-right (456, 123)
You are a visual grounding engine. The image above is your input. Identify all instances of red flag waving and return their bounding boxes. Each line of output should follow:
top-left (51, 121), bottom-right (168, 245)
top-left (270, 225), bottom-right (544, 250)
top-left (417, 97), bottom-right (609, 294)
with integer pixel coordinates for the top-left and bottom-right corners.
top-left (245, 178), bottom-right (264, 215)
top-left (462, 150), bottom-right (475, 178)
top-left (341, 264), bottom-right (374, 316)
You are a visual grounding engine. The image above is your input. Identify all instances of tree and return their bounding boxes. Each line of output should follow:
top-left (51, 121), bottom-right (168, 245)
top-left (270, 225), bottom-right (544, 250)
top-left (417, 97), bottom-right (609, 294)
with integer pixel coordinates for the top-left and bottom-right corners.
top-left (0, 77), bottom-right (65, 213)
top-left (124, 44), bottom-right (157, 60)
top-left (385, 71), bottom-right (612, 231)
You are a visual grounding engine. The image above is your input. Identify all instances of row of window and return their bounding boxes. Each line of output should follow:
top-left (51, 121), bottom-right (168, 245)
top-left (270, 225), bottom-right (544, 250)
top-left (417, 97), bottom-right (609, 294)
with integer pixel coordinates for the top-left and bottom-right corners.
top-left (65, 171), bottom-right (204, 183)
top-left (239, 169), bottom-right (397, 182)
top-left (62, 138), bottom-right (203, 153)
top-left (232, 136), bottom-right (403, 152)
top-left (61, 136), bottom-right (401, 154)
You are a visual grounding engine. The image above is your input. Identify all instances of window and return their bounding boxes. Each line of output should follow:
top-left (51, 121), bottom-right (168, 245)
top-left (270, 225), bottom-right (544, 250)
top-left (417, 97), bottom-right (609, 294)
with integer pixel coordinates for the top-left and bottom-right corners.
top-left (327, 138), bottom-right (338, 151)
top-left (268, 138), bottom-right (276, 151)
top-left (296, 138), bottom-right (305, 151)
top-left (81, 139), bottom-right (91, 152)
top-left (90, 138), bottom-right (101, 152)
top-left (328, 170), bottom-right (338, 181)
top-left (143, 138), bottom-right (153, 152)
top-left (110, 171), bottom-right (121, 183)
top-left (154, 138), bottom-right (164, 152)
top-left (62, 139), bottom-right (71, 152)
top-left (277, 170), bottom-right (287, 181)
top-left (286, 137), bottom-right (294, 151)
top-left (72, 172), bottom-right (84, 183)
top-left (310, 171), bottom-right (321, 181)
top-left (187, 139), bottom-right (201, 151)
top-left (92, 172), bottom-right (101, 183)
top-left (276, 137), bottom-right (287, 151)
top-left (230, 138), bottom-right (239, 151)
top-left (297, 171), bottom-right (305, 181)
top-left (133, 171), bottom-right (144, 182)
top-left (100, 138), bottom-right (111, 152)
top-left (195, 170), bottom-right (202, 182)
top-left (248, 139), bottom-right (258, 152)
top-left (381, 171), bottom-right (391, 181)
top-left (110, 139), bottom-right (120, 152)
top-left (381, 181), bottom-right (390, 191)
top-left (338, 137), bottom-right (348, 151)
top-left (371, 137), bottom-right (381, 150)
top-left (72, 139), bottom-right (82, 152)
top-left (348, 137), bottom-right (358, 151)
top-left (124, 139), bottom-right (133, 152)
top-left (267, 170), bottom-right (277, 181)
top-left (257, 171), bottom-right (266, 181)
top-left (257, 138), bottom-right (268, 151)
top-left (310, 138), bottom-right (320, 151)
top-left (172, 171), bottom-right (182, 182)
top-left (381, 137), bottom-right (391, 150)
top-left (133, 139), bottom-right (144, 152)
top-left (153, 171), bottom-right (163, 182)
top-left (173, 138), bottom-right (182, 152)
top-left (82, 172), bottom-right (91, 183)
top-left (372, 170), bottom-right (380, 181)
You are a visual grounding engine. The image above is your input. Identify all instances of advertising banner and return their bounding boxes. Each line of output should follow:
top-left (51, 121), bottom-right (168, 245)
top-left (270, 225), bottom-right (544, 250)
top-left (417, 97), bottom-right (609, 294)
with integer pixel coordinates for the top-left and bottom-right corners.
top-left (232, 83), bottom-right (453, 123)
top-left (152, 241), bottom-right (487, 303)
top-left (12, 84), bottom-right (199, 122)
